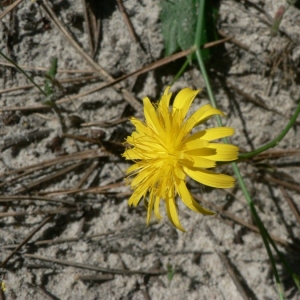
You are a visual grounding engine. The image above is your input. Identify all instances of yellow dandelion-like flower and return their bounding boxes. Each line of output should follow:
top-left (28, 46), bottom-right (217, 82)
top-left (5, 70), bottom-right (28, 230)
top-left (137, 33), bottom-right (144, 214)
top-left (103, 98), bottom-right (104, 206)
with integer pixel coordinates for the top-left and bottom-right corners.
top-left (1, 281), bottom-right (6, 292)
top-left (123, 87), bottom-right (238, 231)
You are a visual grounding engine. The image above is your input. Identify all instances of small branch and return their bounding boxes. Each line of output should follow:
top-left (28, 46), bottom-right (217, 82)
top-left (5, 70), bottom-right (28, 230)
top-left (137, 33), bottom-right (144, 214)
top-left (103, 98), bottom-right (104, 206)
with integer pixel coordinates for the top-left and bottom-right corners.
top-left (74, 274), bottom-right (114, 282)
top-left (0, 214), bottom-right (54, 267)
top-left (0, 0), bottom-right (23, 20)
top-left (116, 0), bottom-right (138, 43)
top-left (0, 207), bottom-right (80, 218)
top-left (206, 226), bottom-right (252, 300)
top-left (24, 254), bottom-right (166, 275)
top-left (279, 187), bottom-right (300, 225)
top-left (1, 129), bottom-right (53, 152)
top-left (0, 195), bottom-right (75, 206)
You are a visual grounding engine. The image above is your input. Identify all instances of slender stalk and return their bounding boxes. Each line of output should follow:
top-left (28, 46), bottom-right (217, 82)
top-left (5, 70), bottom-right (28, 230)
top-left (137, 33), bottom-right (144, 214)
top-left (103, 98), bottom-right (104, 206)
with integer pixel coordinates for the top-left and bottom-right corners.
top-left (195, 1), bottom-right (284, 298)
top-left (0, 50), bottom-right (46, 96)
top-left (171, 58), bottom-right (189, 85)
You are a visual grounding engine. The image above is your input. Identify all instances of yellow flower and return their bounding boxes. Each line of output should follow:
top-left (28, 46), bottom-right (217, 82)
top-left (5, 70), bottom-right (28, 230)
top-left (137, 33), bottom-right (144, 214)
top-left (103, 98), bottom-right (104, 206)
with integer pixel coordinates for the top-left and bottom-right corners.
top-left (123, 87), bottom-right (238, 231)
top-left (1, 281), bottom-right (6, 292)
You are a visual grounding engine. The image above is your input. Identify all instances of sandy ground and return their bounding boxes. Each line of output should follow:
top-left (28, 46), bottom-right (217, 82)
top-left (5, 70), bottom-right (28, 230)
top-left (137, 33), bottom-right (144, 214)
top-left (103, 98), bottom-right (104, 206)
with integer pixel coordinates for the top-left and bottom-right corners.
top-left (0, 0), bottom-right (300, 299)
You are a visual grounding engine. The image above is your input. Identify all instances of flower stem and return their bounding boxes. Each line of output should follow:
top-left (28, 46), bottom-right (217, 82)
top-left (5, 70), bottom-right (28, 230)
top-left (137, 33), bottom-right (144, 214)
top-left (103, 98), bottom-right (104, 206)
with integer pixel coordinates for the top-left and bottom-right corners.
top-left (194, 1), bottom-right (287, 298)
top-left (171, 59), bottom-right (190, 85)
top-left (0, 50), bottom-right (47, 96)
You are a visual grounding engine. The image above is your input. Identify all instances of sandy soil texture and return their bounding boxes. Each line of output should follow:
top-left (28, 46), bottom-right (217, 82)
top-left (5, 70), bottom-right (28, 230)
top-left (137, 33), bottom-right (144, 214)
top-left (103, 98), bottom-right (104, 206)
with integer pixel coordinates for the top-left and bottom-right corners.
top-left (0, 0), bottom-right (300, 299)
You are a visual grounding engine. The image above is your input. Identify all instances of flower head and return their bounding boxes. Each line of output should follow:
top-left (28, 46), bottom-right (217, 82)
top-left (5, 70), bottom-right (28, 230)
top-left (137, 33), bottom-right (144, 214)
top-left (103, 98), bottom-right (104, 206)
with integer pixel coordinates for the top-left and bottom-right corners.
top-left (123, 87), bottom-right (238, 231)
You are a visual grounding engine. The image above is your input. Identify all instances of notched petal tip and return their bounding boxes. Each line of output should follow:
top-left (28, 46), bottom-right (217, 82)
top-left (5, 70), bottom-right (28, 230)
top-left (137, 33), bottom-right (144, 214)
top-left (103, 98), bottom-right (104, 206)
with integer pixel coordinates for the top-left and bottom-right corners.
top-left (166, 198), bottom-right (186, 232)
top-left (163, 86), bottom-right (172, 95)
top-left (172, 88), bottom-right (200, 121)
top-left (176, 179), bottom-right (215, 216)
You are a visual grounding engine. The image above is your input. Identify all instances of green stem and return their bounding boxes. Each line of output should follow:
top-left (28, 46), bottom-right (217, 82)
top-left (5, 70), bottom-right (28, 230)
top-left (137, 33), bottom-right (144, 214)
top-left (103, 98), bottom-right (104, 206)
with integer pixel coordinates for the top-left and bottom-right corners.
top-left (0, 50), bottom-right (46, 96)
top-left (195, 1), bottom-right (284, 298)
top-left (171, 58), bottom-right (190, 85)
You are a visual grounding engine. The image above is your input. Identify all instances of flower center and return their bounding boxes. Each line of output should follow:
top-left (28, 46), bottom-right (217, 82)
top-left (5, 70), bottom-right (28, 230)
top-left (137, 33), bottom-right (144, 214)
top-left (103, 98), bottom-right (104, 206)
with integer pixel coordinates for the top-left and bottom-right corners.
top-left (166, 146), bottom-right (176, 156)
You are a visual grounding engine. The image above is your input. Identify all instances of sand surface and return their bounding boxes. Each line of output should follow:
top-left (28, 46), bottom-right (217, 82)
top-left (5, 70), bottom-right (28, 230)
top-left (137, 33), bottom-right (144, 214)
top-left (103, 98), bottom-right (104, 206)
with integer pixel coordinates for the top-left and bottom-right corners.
top-left (0, 0), bottom-right (300, 299)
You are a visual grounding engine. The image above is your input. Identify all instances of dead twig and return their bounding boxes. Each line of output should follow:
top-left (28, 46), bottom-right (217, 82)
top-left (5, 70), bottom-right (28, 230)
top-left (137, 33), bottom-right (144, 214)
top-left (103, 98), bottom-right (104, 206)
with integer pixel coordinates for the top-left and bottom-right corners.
top-left (206, 226), bottom-right (252, 300)
top-left (0, 148), bottom-right (109, 179)
top-left (0, 214), bottom-right (54, 267)
top-left (253, 149), bottom-right (300, 161)
top-left (0, 206), bottom-right (80, 218)
top-left (80, 117), bottom-right (128, 128)
top-left (226, 80), bottom-right (300, 126)
top-left (37, 181), bottom-right (124, 197)
top-left (0, 195), bottom-right (75, 206)
top-left (14, 162), bottom-right (84, 194)
top-left (0, 61), bottom-right (94, 73)
top-left (74, 274), bottom-right (114, 282)
top-left (264, 176), bottom-right (300, 194)
top-left (0, 0), bottom-right (23, 20)
top-left (41, 0), bottom-right (142, 112)
top-left (1, 129), bottom-right (53, 152)
top-left (81, 0), bottom-right (95, 56)
top-left (279, 186), bottom-right (300, 225)
top-left (194, 195), bottom-right (300, 252)
top-left (75, 161), bottom-right (99, 189)
top-left (0, 75), bottom-right (98, 95)
top-left (116, 0), bottom-right (138, 43)
top-left (24, 254), bottom-right (167, 275)
top-left (0, 37), bottom-right (230, 113)
top-left (0, 104), bottom-right (51, 112)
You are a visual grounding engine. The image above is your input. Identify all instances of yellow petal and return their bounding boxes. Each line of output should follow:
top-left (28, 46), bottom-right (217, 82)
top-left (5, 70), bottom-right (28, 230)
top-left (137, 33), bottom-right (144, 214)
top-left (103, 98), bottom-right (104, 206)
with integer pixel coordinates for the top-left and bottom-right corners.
top-left (130, 167), bottom-right (152, 187)
top-left (126, 163), bottom-right (142, 175)
top-left (172, 88), bottom-right (200, 123)
top-left (179, 155), bottom-right (216, 168)
top-left (184, 127), bottom-right (235, 143)
top-left (184, 139), bottom-right (209, 151)
top-left (143, 97), bottom-right (164, 135)
top-left (130, 118), bottom-right (148, 134)
top-left (165, 197), bottom-right (185, 232)
top-left (184, 104), bottom-right (225, 134)
top-left (185, 148), bottom-right (216, 157)
top-left (174, 165), bottom-right (186, 181)
top-left (128, 139), bottom-right (164, 152)
top-left (124, 148), bottom-right (161, 160)
top-left (128, 184), bottom-right (149, 206)
top-left (176, 179), bottom-right (215, 215)
top-left (206, 144), bottom-right (239, 161)
top-left (130, 163), bottom-right (163, 188)
top-left (183, 167), bottom-right (235, 188)
top-left (123, 149), bottom-right (144, 160)
top-left (159, 86), bottom-right (172, 111)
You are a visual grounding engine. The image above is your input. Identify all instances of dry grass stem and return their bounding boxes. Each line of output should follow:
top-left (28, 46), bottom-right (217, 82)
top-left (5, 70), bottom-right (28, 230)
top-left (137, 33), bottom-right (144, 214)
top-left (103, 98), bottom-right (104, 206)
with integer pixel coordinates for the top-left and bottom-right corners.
top-left (195, 195), bottom-right (300, 252)
top-left (75, 161), bottom-right (99, 189)
top-left (24, 254), bottom-right (167, 275)
top-left (265, 175), bottom-right (300, 194)
top-left (0, 214), bottom-right (55, 267)
top-left (0, 61), bottom-right (94, 73)
top-left (41, 0), bottom-right (142, 112)
top-left (279, 186), bottom-right (300, 224)
top-left (116, 0), bottom-right (138, 43)
top-left (14, 162), bottom-right (84, 194)
top-left (74, 274), bottom-right (114, 282)
top-left (0, 0), bottom-right (23, 20)
top-left (206, 226), bottom-right (252, 300)
top-left (0, 195), bottom-right (75, 206)
top-left (0, 207), bottom-right (80, 218)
